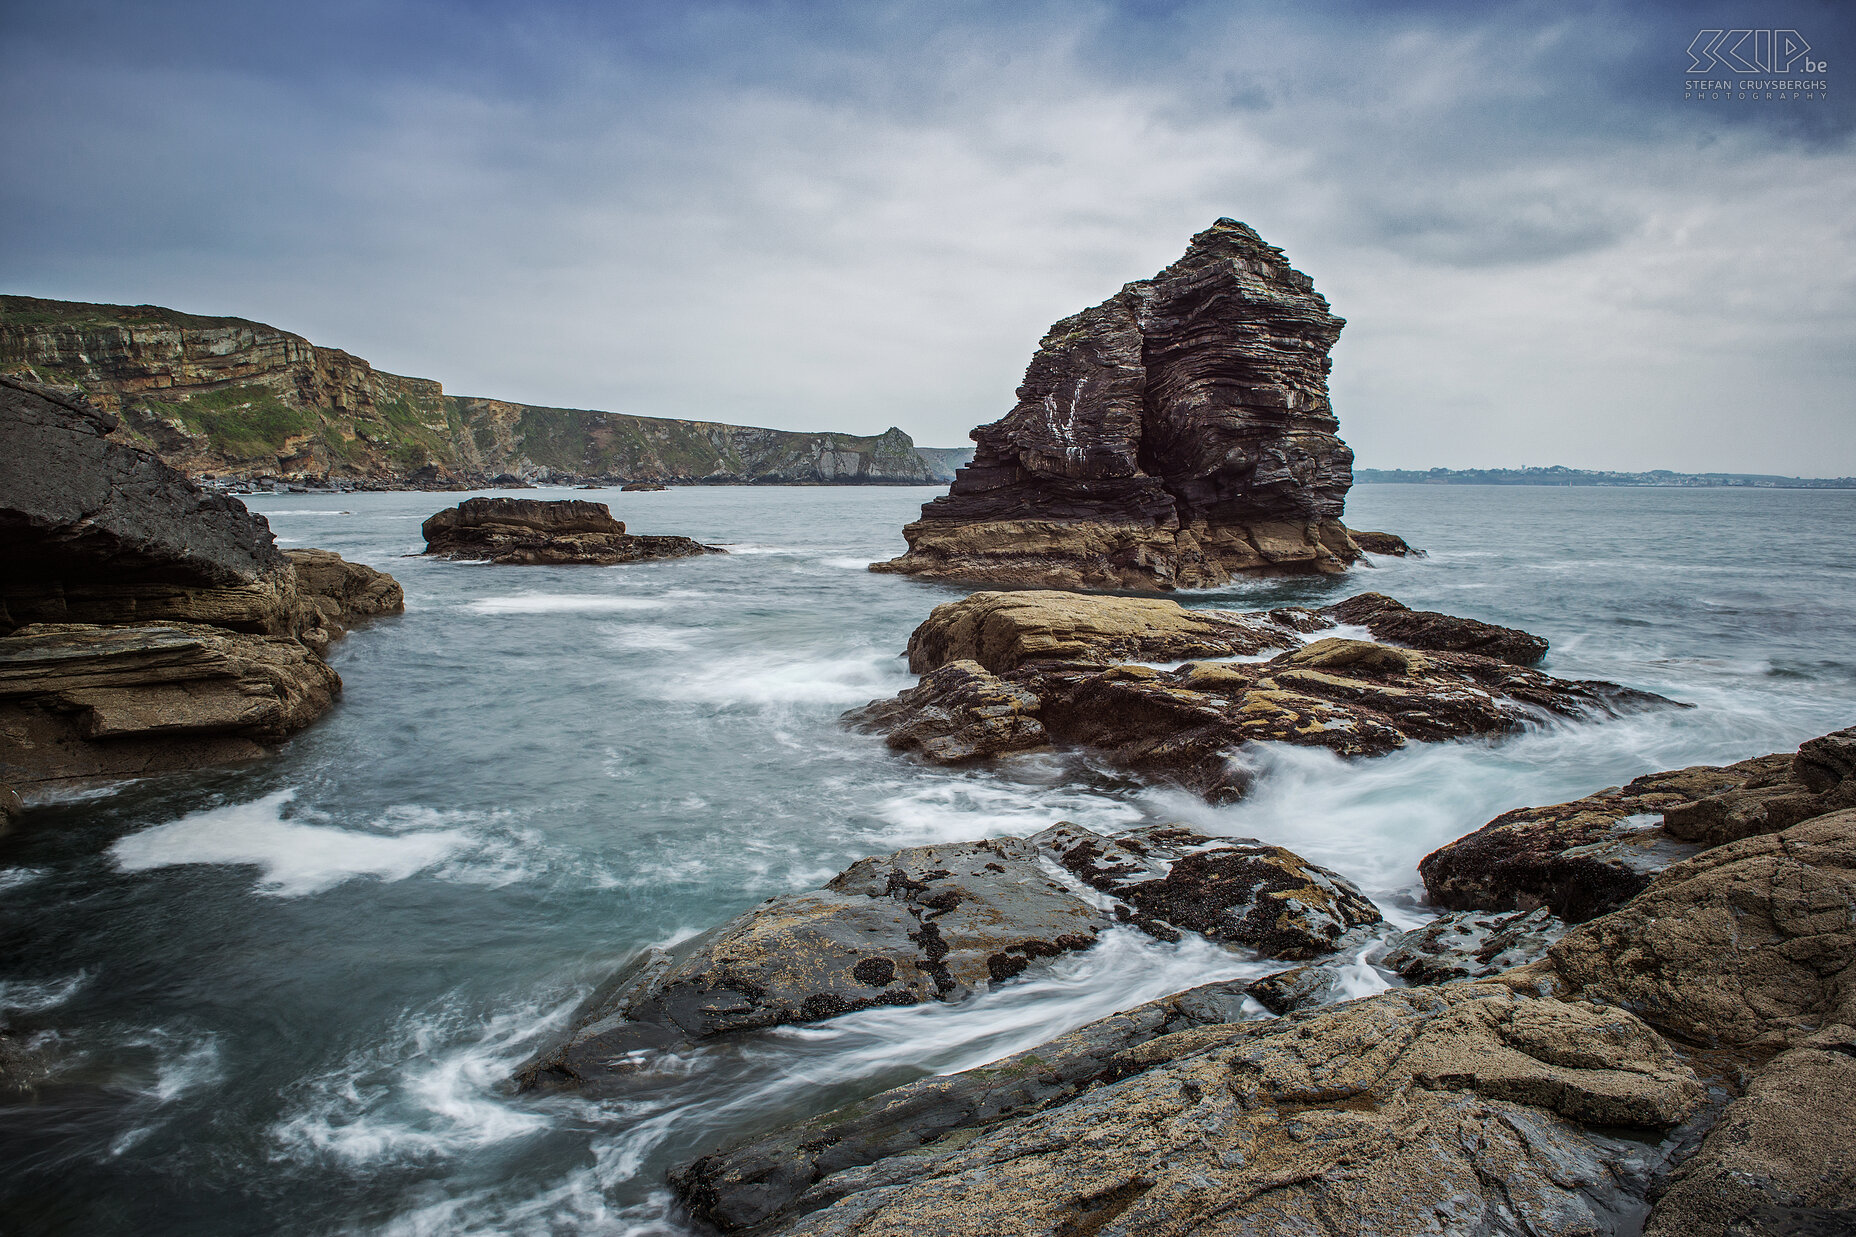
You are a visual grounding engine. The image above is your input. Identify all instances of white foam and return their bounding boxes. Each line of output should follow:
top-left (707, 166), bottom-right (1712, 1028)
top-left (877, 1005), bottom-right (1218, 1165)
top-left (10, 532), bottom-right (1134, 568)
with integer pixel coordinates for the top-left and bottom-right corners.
top-left (0, 971), bottom-right (87, 1014)
top-left (466, 595), bottom-right (665, 615)
top-left (0, 867), bottom-right (46, 894)
top-left (111, 790), bottom-right (475, 897)
top-left (672, 650), bottom-right (912, 708)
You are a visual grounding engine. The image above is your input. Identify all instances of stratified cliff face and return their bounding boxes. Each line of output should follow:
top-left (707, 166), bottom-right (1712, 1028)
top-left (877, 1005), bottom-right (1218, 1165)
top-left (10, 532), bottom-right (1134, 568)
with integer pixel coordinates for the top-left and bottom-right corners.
top-left (0, 297), bottom-right (935, 487)
top-left (873, 220), bottom-right (1364, 590)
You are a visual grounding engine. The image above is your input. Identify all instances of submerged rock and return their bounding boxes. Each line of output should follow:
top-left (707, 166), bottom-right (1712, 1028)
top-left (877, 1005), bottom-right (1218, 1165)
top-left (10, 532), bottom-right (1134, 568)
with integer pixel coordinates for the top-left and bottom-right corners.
top-left (674, 984), bottom-right (1705, 1236)
top-left (516, 838), bottom-right (1106, 1094)
top-left (1242, 964), bottom-right (1353, 1014)
top-left (872, 220), bottom-right (1404, 590)
top-left (1380, 906), bottom-right (1566, 985)
top-left (1031, 822), bottom-right (1382, 959)
top-left (421, 496), bottom-right (722, 565)
top-left (1421, 730), bottom-right (1856, 921)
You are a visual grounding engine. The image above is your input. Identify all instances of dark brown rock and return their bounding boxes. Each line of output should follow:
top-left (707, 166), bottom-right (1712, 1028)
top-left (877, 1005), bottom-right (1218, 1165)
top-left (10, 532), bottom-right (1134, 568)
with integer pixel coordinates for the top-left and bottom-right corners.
top-left (421, 496), bottom-right (722, 565)
top-left (284, 548), bottom-right (404, 653)
top-left (0, 374), bottom-right (300, 635)
top-left (1379, 906), bottom-right (1566, 985)
top-left (1029, 822), bottom-right (1382, 959)
top-left (0, 622), bottom-right (341, 793)
top-left (1423, 734), bottom-right (1856, 921)
top-left (621, 481), bottom-right (667, 491)
top-left (841, 660), bottom-right (1047, 763)
top-left (516, 838), bottom-right (1106, 1095)
top-left (1243, 964), bottom-right (1350, 1014)
top-left (1320, 591), bottom-right (1548, 664)
top-left (1348, 529), bottom-right (1422, 556)
top-left (872, 220), bottom-right (1403, 590)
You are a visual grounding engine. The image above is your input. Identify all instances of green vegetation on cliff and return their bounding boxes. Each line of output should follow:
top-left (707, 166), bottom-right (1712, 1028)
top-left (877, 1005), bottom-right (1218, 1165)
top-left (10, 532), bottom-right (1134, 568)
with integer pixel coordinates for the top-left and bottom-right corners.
top-left (0, 295), bottom-right (938, 486)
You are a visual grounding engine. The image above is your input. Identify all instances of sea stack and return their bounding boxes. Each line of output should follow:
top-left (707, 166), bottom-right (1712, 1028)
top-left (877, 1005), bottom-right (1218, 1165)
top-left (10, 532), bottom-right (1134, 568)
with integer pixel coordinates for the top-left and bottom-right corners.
top-left (874, 219), bottom-right (1387, 590)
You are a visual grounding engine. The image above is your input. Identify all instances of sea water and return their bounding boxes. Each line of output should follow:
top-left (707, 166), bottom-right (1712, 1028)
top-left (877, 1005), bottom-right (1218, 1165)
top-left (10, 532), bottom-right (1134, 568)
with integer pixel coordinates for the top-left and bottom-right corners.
top-left (3, 483), bottom-right (1854, 1234)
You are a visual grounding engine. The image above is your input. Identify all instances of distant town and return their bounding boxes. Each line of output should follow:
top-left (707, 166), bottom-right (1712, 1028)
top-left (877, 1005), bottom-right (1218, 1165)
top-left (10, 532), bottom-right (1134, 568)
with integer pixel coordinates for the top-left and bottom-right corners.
top-left (1356, 466), bottom-right (1856, 489)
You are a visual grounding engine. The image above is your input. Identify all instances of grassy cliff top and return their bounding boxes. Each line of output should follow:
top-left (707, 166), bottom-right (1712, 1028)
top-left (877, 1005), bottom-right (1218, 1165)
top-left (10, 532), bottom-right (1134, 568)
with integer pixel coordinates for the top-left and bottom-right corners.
top-left (0, 295), bottom-right (283, 333)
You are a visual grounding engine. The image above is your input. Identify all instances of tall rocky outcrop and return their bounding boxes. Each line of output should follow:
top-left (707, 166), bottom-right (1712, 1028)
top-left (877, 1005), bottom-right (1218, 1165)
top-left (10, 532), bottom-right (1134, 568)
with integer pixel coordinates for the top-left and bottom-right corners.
top-left (0, 296), bottom-right (936, 487)
top-left (0, 375), bottom-right (401, 795)
top-left (874, 220), bottom-right (1387, 590)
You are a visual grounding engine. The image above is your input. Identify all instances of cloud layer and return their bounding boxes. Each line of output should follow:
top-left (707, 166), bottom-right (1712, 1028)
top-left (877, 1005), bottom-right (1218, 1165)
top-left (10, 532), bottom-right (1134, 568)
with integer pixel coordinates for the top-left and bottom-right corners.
top-left (2, 0), bottom-right (1851, 472)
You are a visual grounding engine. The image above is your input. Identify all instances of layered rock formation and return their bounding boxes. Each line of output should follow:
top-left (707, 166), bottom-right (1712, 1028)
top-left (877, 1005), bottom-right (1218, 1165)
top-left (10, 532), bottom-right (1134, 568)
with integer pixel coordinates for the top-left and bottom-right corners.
top-left (519, 823), bottom-right (1380, 1098)
top-left (420, 497), bottom-right (723, 565)
top-left (1420, 727), bottom-right (1856, 921)
top-left (0, 375), bottom-right (401, 794)
top-left (0, 296), bottom-right (938, 487)
top-left (873, 220), bottom-right (1397, 590)
top-left (848, 590), bottom-right (1673, 800)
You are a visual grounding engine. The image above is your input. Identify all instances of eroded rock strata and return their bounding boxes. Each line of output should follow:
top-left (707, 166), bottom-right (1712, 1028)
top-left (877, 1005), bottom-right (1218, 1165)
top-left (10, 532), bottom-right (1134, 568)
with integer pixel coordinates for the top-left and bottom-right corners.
top-left (1420, 727), bottom-right (1856, 921)
top-left (849, 590), bottom-right (1673, 801)
top-left (421, 497), bottom-right (723, 565)
top-left (872, 219), bottom-right (1402, 590)
top-left (0, 375), bottom-right (402, 793)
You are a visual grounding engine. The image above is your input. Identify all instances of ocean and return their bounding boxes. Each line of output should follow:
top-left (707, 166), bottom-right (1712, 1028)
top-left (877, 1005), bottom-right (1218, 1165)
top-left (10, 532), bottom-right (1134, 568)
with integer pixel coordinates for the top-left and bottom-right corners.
top-left (3, 483), bottom-right (1854, 1234)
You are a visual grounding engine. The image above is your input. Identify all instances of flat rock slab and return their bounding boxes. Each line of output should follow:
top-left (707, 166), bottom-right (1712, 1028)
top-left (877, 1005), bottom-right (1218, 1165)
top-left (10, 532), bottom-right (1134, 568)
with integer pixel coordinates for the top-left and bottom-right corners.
top-left (422, 496), bottom-right (723, 565)
top-left (1319, 590), bottom-right (1546, 664)
top-left (1031, 822), bottom-right (1383, 959)
top-left (517, 838), bottom-right (1106, 1095)
top-left (1422, 729), bottom-right (1856, 921)
top-left (676, 984), bottom-right (1705, 1236)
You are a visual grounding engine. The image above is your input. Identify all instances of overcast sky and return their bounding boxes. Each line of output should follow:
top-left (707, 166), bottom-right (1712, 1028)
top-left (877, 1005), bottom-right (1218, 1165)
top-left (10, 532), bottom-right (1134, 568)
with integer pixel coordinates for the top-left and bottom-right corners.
top-left (3, 0), bottom-right (1851, 473)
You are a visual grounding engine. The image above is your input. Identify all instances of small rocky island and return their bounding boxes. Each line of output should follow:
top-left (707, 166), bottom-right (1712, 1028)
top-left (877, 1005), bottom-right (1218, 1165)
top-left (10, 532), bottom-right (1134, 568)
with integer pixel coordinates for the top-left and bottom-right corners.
top-left (873, 219), bottom-right (1412, 590)
top-left (843, 589), bottom-right (1668, 799)
top-left (0, 375), bottom-right (402, 799)
top-left (421, 496), bottom-right (723, 565)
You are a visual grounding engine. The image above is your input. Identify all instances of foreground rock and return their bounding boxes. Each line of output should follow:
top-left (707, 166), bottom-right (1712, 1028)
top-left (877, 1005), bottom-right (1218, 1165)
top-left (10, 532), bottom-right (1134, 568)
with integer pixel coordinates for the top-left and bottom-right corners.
top-left (0, 623), bottom-right (340, 790)
top-left (421, 496), bottom-right (722, 565)
top-left (1379, 906), bottom-right (1566, 985)
top-left (1032, 822), bottom-right (1382, 958)
top-left (0, 376), bottom-right (401, 792)
top-left (1421, 728), bottom-right (1856, 921)
top-left (1543, 807), bottom-right (1856, 1050)
top-left (517, 838), bottom-right (1106, 1093)
top-left (872, 220), bottom-right (1404, 590)
top-left (1322, 591), bottom-right (1547, 664)
top-left (674, 984), bottom-right (1705, 1236)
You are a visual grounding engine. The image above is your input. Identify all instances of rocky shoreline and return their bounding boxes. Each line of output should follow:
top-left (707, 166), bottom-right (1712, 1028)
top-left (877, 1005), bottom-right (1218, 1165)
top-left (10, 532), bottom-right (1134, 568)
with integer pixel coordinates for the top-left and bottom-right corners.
top-left (508, 586), bottom-right (1854, 1236)
top-left (0, 374), bottom-right (403, 801)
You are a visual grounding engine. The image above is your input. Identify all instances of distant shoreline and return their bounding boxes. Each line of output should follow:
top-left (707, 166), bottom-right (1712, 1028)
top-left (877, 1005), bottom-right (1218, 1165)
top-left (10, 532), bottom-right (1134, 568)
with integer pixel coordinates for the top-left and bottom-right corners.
top-left (1356, 467), bottom-right (1856, 490)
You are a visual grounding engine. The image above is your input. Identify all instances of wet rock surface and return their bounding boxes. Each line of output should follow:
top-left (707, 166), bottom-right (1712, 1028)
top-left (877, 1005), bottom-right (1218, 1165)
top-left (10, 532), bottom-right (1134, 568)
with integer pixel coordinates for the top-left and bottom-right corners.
top-left (1643, 1030), bottom-right (1856, 1237)
top-left (1545, 807), bottom-right (1856, 1050)
top-left (1423, 731), bottom-right (1856, 921)
top-left (421, 496), bottom-right (723, 565)
top-left (1031, 823), bottom-right (1382, 959)
top-left (862, 590), bottom-right (1670, 800)
top-left (0, 622), bottom-right (341, 791)
top-left (1243, 964), bottom-right (1352, 1014)
top-left (675, 984), bottom-right (1705, 1236)
top-left (1380, 906), bottom-right (1566, 985)
top-left (872, 220), bottom-right (1402, 590)
top-left (516, 839), bottom-right (1106, 1094)
top-left (902, 589), bottom-right (1303, 675)
top-left (1347, 529), bottom-right (1421, 556)
top-left (1319, 590), bottom-right (1547, 664)
top-left (284, 548), bottom-right (404, 653)
top-left (841, 660), bottom-right (1048, 764)
top-left (670, 977), bottom-right (1259, 1234)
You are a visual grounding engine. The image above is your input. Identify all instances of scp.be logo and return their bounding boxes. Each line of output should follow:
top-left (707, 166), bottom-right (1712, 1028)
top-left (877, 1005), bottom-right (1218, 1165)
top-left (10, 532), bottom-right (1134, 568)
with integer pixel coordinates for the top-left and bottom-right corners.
top-left (1686, 29), bottom-right (1823, 73)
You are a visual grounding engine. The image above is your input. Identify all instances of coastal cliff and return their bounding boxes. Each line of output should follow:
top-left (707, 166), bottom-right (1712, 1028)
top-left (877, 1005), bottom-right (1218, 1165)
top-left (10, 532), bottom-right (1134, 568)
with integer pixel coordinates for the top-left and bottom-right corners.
top-left (874, 219), bottom-right (1388, 590)
top-left (0, 296), bottom-right (937, 487)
